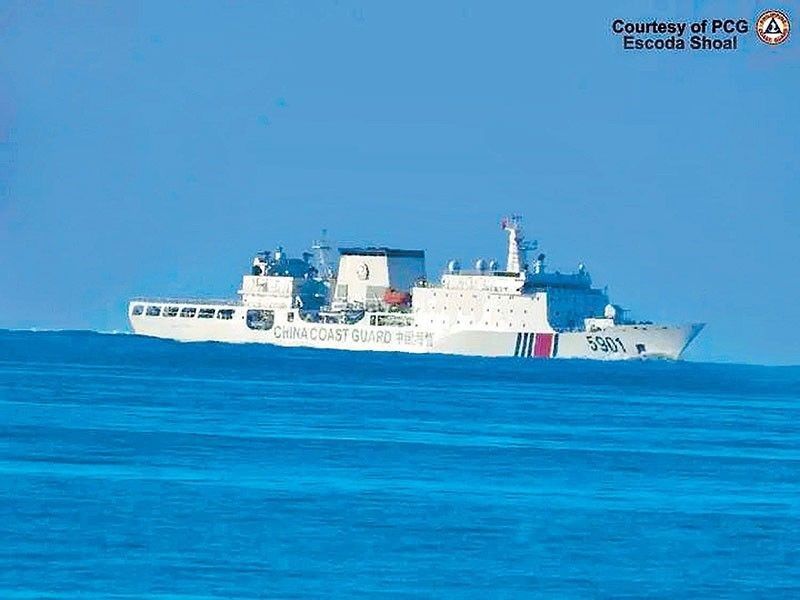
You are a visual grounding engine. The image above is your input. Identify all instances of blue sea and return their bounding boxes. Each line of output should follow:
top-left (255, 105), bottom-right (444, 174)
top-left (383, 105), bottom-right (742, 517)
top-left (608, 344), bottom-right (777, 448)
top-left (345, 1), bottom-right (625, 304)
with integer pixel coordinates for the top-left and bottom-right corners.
top-left (0, 329), bottom-right (798, 598)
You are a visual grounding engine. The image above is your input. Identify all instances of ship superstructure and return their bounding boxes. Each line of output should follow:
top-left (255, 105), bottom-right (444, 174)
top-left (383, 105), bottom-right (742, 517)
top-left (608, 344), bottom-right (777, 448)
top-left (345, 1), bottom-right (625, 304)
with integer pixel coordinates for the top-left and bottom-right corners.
top-left (129, 217), bottom-right (703, 359)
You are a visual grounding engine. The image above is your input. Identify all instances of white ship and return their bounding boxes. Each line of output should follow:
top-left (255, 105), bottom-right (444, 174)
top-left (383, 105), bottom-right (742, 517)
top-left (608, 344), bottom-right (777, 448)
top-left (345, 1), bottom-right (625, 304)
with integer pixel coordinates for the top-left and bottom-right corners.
top-left (129, 217), bottom-right (703, 360)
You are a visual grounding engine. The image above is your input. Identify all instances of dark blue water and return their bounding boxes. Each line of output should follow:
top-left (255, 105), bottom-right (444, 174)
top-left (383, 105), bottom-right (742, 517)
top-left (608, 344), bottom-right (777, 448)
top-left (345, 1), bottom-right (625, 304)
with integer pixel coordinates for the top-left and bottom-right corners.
top-left (0, 330), bottom-right (798, 598)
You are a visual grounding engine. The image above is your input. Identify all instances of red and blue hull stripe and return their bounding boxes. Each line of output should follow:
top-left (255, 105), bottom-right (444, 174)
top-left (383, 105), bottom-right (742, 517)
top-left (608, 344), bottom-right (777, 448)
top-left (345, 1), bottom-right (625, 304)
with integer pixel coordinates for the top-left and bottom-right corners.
top-left (513, 332), bottom-right (559, 358)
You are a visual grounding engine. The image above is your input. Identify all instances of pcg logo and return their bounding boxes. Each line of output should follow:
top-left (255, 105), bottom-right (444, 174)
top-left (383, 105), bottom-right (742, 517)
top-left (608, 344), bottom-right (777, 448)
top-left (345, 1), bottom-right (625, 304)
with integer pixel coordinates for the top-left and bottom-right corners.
top-left (756, 10), bottom-right (790, 45)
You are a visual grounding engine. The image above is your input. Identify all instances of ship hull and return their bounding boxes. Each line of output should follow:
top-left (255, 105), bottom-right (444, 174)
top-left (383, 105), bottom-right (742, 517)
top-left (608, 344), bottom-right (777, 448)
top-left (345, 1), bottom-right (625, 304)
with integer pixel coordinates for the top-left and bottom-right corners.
top-left (129, 302), bottom-right (703, 360)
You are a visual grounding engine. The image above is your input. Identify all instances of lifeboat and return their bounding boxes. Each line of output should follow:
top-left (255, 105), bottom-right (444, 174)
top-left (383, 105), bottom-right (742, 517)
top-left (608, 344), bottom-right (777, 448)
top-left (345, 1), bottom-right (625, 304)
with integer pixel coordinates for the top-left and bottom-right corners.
top-left (383, 288), bottom-right (411, 306)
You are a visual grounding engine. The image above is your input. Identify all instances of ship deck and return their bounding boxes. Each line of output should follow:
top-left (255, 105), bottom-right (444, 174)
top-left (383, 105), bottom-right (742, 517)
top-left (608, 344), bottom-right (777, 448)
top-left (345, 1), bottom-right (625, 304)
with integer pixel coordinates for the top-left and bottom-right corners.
top-left (129, 297), bottom-right (242, 307)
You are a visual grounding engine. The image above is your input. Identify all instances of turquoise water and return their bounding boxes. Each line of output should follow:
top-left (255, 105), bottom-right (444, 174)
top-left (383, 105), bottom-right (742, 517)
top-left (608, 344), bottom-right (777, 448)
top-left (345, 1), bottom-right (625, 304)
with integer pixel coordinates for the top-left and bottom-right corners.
top-left (0, 329), bottom-right (798, 598)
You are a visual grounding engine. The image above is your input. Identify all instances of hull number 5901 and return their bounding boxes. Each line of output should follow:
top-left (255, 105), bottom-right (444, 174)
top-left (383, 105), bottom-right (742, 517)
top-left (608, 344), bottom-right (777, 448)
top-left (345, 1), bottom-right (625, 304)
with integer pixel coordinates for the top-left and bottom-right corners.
top-left (586, 335), bottom-right (627, 353)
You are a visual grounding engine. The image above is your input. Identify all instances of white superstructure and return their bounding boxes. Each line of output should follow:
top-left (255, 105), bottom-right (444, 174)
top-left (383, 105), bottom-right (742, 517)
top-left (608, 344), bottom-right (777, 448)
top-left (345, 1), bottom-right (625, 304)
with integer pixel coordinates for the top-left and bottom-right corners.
top-left (129, 217), bottom-right (703, 360)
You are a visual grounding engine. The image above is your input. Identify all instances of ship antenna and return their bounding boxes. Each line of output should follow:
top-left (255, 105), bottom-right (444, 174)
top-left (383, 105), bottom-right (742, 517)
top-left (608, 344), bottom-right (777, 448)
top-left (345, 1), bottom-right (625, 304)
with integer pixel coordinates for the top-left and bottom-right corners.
top-left (501, 215), bottom-right (537, 274)
top-left (311, 229), bottom-right (335, 280)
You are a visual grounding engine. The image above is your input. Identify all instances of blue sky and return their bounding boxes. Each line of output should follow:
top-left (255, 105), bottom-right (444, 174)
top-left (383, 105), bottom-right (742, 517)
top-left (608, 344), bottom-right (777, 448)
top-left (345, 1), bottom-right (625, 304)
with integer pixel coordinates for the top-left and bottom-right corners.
top-left (0, 1), bottom-right (798, 364)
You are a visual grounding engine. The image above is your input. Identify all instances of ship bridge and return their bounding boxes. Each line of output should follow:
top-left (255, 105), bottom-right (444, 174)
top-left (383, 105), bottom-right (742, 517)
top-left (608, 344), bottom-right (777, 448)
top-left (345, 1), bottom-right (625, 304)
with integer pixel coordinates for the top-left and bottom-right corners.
top-left (413, 216), bottom-right (614, 333)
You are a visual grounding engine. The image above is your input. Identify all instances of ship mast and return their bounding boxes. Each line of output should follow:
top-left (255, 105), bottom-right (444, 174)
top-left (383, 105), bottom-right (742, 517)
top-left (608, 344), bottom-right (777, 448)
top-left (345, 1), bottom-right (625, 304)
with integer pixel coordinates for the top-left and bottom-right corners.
top-left (311, 229), bottom-right (335, 280)
top-left (501, 215), bottom-right (537, 274)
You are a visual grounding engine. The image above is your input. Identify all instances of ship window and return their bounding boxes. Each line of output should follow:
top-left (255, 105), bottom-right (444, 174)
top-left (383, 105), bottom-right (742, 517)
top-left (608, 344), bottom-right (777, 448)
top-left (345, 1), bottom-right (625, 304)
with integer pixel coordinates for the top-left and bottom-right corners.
top-left (217, 309), bottom-right (234, 320)
top-left (246, 309), bottom-right (274, 330)
top-left (198, 308), bottom-right (216, 319)
top-left (163, 306), bottom-right (179, 317)
top-left (146, 305), bottom-right (161, 317)
top-left (131, 305), bottom-right (144, 316)
top-left (335, 284), bottom-right (348, 298)
top-left (286, 312), bottom-right (294, 322)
